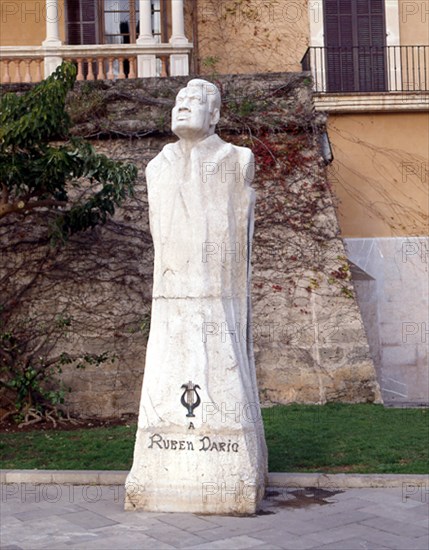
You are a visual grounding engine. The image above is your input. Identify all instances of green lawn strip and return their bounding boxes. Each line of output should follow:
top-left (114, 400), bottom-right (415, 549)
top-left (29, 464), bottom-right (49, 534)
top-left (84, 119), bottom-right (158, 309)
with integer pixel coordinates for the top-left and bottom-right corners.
top-left (0, 425), bottom-right (136, 470)
top-left (1, 404), bottom-right (428, 473)
top-left (263, 404), bottom-right (428, 474)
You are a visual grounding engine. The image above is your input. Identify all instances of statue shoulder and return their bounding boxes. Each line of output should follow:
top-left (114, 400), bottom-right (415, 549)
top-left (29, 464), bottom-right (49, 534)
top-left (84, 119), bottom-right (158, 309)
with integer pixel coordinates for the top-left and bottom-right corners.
top-left (231, 144), bottom-right (255, 184)
top-left (211, 136), bottom-right (253, 161)
top-left (228, 143), bottom-right (252, 158)
top-left (146, 151), bottom-right (161, 176)
top-left (146, 143), bottom-right (177, 180)
top-left (212, 136), bottom-right (254, 170)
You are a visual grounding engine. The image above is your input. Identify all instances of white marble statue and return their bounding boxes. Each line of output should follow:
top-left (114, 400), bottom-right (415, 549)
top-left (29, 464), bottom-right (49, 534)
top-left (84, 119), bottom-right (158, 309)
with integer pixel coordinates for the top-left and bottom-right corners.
top-left (125, 79), bottom-right (267, 515)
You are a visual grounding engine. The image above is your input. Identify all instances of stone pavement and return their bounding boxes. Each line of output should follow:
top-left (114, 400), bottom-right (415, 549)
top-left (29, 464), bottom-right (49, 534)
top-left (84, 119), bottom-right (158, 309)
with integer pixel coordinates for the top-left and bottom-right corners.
top-left (1, 484), bottom-right (428, 549)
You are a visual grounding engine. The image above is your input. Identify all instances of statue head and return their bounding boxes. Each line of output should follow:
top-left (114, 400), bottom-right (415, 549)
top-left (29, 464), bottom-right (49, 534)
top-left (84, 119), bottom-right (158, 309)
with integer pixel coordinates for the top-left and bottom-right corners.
top-left (172, 79), bottom-right (221, 141)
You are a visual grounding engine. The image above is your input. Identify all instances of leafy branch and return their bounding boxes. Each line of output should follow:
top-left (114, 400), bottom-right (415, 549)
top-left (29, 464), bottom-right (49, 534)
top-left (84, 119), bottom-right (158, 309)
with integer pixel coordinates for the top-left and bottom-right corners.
top-left (0, 62), bottom-right (137, 243)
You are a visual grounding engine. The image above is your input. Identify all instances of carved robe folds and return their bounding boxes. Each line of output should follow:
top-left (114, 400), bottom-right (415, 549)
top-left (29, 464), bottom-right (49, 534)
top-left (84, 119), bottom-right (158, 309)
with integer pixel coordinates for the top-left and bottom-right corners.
top-left (125, 134), bottom-right (267, 515)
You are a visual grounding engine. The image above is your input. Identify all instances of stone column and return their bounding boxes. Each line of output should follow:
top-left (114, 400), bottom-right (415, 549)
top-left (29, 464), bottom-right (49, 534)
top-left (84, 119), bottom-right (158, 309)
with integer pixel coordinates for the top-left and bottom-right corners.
top-left (169, 0), bottom-right (189, 76)
top-left (137, 0), bottom-right (157, 44)
top-left (42, 0), bottom-right (63, 77)
top-left (137, 0), bottom-right (157, 77)
top-left (170, 0), bottom-right (187, 44)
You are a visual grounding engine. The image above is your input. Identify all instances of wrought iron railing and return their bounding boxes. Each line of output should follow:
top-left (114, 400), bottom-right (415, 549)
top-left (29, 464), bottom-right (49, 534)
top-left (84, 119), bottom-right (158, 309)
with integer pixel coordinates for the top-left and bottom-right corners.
top-left (301, 45), bottom-right (428, 93)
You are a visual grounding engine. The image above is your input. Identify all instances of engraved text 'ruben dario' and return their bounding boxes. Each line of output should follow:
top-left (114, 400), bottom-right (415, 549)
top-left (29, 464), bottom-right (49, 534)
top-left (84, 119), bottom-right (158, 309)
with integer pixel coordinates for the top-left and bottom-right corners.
top-left (148, 433), bottom-right (239, 452)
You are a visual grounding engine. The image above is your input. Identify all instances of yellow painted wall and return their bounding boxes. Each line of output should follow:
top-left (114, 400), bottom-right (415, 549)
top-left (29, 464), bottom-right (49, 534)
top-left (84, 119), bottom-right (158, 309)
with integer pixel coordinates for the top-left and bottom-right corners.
top-left (196, 0), bottom-right (309, 75)
top-left (398, 0), bottom-right (429, 44)
top-left (327, 112), bottom-right (429, 237)
top-left (0, 0), bottom-right (65, 45)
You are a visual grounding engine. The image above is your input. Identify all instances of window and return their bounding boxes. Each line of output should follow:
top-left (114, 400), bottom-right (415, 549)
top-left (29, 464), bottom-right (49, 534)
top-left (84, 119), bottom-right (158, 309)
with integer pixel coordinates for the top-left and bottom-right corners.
top-left (66, 0), bottom-right (167, 45)
top-left (103, 0), bottom-right (138, 44)
top-left (66, 0), bottom-right (98, 45)
top-left (324, 0), bottom-right (387, 92)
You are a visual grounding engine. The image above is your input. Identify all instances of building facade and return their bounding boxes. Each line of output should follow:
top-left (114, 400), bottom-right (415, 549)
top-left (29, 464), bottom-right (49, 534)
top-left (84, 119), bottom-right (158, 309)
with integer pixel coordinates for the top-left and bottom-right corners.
top-left (1, 0), bottom-right (428, 404)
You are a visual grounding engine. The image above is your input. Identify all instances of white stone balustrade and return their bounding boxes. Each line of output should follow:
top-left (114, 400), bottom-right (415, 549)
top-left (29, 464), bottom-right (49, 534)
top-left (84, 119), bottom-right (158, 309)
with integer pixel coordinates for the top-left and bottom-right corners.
top-left (0, 44), bottom-right (192, 83)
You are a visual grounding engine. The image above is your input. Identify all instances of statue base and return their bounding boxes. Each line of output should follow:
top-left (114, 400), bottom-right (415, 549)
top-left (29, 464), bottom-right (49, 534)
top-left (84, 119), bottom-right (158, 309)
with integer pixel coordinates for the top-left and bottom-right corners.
top-left (124, 426), bottom-right (266, 515)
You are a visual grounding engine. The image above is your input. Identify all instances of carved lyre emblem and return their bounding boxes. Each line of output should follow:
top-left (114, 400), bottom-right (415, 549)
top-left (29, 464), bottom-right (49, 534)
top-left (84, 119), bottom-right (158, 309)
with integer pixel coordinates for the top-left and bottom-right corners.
top-left (180, 381), bottom-right (201, 418)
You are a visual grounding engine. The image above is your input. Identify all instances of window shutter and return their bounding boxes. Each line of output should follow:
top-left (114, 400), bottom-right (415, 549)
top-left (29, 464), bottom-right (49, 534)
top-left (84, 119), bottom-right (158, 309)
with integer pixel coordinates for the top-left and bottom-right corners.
top-left (66, 0), bottom-right (97, 45)
top-left (324, 0), bottom-right (387, 92)
top-left (324, 0), bottom-right (354, 91)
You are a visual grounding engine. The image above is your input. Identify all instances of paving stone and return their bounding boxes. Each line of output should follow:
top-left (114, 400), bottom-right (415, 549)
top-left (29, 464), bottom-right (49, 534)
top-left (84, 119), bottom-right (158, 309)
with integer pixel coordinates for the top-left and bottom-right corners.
top-left (316, 537), bottom-right (391, 549)
top-left (356, 487), bottom-right (428, 509)
top-left (285, 510), bottom-right (374, 534)
top-left (36, 502), bottom-right (87, 515)
top-left (285, 495), bottom-right (375, 518)
top-left (274, 537), bottom-right (325, 550)
top-left (61, 510), bottom-right (119, 529)
top-left (195, 519), bottom-right (284, 542)
top-left (201, 515), bottom-right (272, 530)
top-left (257, 516), bottom-right (323, 537)
top-left (250, 528), bottom-right (322, 549)
top-left (305, 523), bottom-right (379, 545)
top-left (2, 515), bottom-right (94, 549)
top-left (57, 533), bottom-right (104, 547)
top-left (359, 502), bottom-right (429, 525)
top-left (246, 544), bottom-right (284, 550)
top-left (65, 533), bottom-right (175, 549)
top-left (361, 515), bottom-right (429, 538)
top-left (414, 517), bottom-right (429, 529)
top-left (413, 536), bottom-right (429, 550)
top-left (0, 503), bottom-right (33, 518)
top-left (60, 485), bottom-right (121, 505)
top-left (410, 503), bottom-right (429, 517)
top-left (1, 484), bottom-right (44, 505)
top-left (13, 507), bottom-right (66, 522)
top-left (143, 524), bottom-right (208, 548)
top-left (189, 534), bottom-right (270, 549)
top-left (353, 524), bottom-right (427, 550)
top-left (157, 512), bottom-right (220, 532)
top-left (403, 491), bottom-right (429, 504)
top-left (74, 499), bottom-right (125, 518)
top-left (192, 514), bottom-right (281, 541)
top-left (98, 510), bottom-right (168, 528)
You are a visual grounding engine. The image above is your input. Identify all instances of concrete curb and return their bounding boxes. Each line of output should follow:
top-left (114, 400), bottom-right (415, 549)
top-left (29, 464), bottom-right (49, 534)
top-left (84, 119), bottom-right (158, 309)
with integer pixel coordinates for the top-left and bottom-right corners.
top-left (0, 470), bottom-right (127, 485)
top-left (1, 470), bottom-right (427, 488)
top-left (268, 473), bottom-right (429, 489)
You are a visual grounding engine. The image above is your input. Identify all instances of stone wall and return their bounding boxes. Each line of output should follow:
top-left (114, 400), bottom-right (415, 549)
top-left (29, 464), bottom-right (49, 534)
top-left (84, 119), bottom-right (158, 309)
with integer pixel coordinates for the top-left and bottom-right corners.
top-left (1, 73), bottom-right (381, 418)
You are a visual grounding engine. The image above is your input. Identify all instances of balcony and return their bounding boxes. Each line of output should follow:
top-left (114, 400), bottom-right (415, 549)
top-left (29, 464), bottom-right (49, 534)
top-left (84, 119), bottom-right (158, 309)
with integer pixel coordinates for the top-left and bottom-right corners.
top-left (301, 45), bottom-right (429, 112)
top-left (0, 0), bottom-right (192, 84)
top-left (0, 43), bottom-right (193, 84)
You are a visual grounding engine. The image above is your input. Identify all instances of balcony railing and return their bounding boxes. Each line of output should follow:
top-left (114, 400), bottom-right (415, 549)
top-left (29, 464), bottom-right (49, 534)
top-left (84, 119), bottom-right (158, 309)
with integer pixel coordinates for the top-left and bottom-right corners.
top-left (301, 45), bottom-right (428, 93)
top-left (0, 43), bottom-right (193, 84)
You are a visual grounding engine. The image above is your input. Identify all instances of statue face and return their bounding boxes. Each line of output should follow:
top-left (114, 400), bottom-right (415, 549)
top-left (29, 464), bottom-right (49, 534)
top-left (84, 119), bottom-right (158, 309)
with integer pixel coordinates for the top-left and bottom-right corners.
top-left (172, 84), bottom-right (219, 141)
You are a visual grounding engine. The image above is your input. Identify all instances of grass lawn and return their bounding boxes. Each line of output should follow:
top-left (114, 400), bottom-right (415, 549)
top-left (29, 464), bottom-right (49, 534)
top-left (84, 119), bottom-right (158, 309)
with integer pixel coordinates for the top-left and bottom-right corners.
top-left (1, 404), bottom-right (428, 473)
